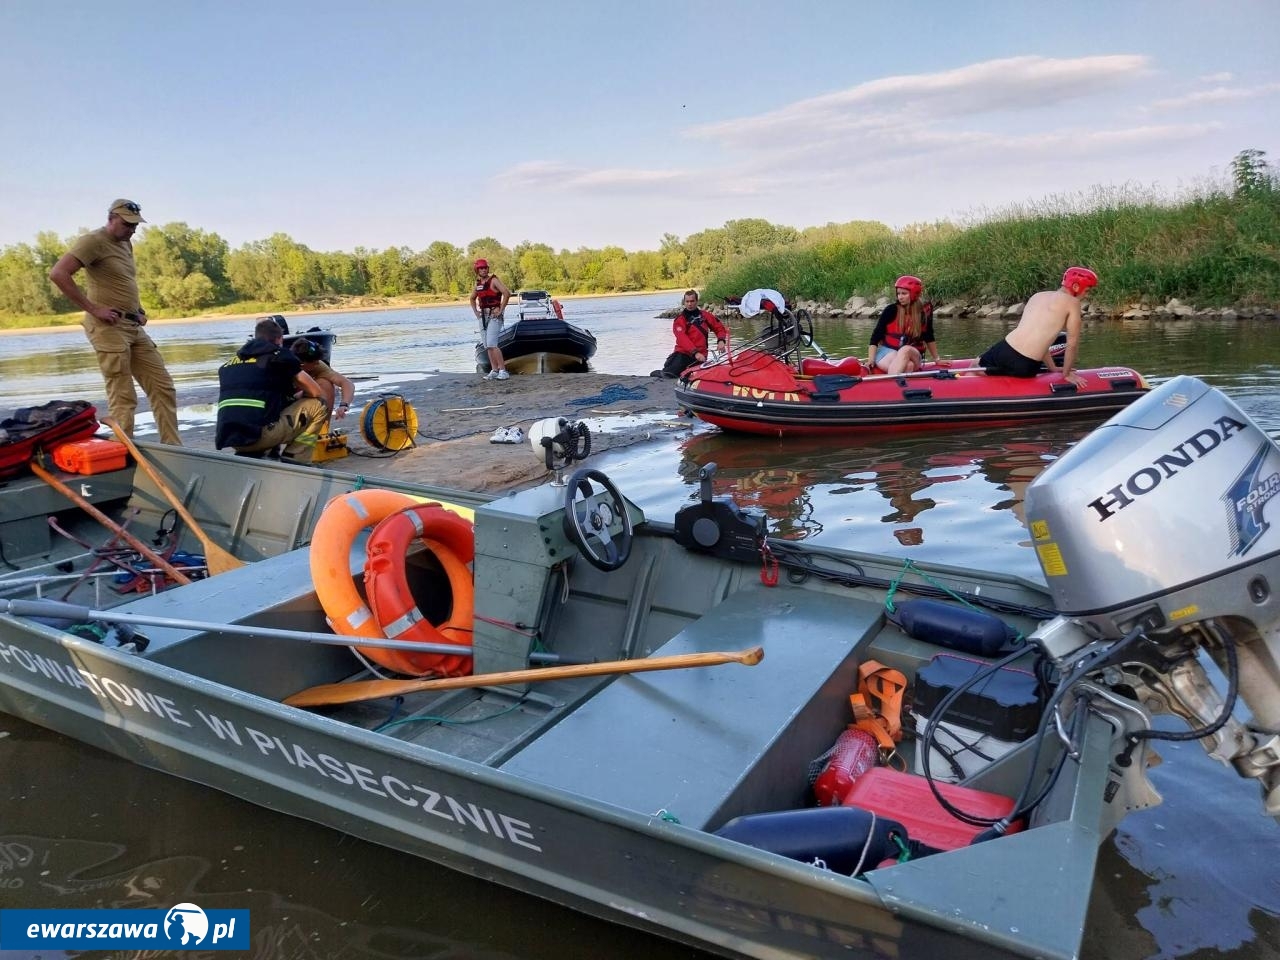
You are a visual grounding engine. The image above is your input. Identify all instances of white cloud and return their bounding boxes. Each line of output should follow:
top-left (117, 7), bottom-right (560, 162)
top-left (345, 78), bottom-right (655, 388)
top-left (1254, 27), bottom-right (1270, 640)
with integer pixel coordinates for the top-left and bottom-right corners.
top-left (490, 54), bottom-right (1226, 215)
top-left (685, 55), bottom-right (1152, 147)
top-left (1196, 72), bottom-right (1234, 84)
top-left (1149, 82), bottom-right (1280, 111)
top-left (494, 160), bottom-right (696, 194)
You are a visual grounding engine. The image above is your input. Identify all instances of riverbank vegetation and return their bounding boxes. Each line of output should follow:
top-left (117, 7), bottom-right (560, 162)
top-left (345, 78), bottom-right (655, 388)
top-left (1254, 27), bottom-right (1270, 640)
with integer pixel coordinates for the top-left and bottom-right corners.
top-left (1, 150), bottom-right (1275, 329)
top-left (704, 149), bottom-right (1280, 309)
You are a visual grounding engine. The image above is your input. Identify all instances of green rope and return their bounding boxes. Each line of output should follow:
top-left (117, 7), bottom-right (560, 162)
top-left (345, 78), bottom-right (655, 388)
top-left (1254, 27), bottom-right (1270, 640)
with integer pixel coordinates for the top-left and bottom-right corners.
top-left (655, 809), bottom-right (681, 824)
top-left (373, 701), bottom-right (520, 734)
top-left (892, 832), bottom-right (913, 863)
top-left (884, 558), bottom-right (1025, 643)
top-left (353, 475), bottom-right (366, 490)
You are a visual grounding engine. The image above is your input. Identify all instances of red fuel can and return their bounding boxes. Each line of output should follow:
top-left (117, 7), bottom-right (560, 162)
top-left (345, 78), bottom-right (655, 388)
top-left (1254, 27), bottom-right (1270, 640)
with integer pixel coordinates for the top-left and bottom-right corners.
top-left (843, 766), bottom-right (1021, 852)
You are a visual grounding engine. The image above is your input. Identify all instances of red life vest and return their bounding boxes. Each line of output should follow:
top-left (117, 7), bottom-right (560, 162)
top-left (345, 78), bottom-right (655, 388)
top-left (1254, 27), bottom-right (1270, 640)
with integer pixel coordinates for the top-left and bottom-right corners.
top-left (882, 316), bottom-right (912, 350)
top-left (474, 276), bottom-right (503, 310)
top-left (882, 305), bottom-right (932, 350)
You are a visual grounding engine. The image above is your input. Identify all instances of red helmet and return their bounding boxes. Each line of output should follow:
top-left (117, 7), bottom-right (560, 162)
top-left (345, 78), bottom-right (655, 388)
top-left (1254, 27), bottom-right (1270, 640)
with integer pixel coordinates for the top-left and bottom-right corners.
top-left (1062, 266), bottom-right (1098, 295)
top-left (473, 258), bottom-right (489, 271)
top-left (894, 275), bottom-right (923, 301)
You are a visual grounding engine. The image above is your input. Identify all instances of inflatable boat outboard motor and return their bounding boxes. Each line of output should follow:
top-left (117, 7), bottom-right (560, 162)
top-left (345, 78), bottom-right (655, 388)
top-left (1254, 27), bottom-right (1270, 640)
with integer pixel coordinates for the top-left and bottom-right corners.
top-left (1025, 375), bottom-right (1280, 819)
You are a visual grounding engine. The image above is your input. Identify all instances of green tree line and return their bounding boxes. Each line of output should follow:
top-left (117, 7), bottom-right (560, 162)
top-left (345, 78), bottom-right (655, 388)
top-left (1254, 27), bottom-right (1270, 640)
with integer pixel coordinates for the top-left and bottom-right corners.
top-left (3, 150), bottom-right (1276, 323)
top-left (0, 217), bottom-right (828, 321)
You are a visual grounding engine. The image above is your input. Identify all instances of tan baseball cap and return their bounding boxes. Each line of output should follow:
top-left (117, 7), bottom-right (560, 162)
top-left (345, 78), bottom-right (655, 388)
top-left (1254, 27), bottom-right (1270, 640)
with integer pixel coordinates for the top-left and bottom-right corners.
top-left (109, 199), bottom-right (146, 224)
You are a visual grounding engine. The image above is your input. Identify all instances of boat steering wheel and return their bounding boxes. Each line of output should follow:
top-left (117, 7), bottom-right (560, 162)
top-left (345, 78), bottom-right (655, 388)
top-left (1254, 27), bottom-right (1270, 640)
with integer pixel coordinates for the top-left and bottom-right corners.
top-left (562, 468), bottom-right (633, 571)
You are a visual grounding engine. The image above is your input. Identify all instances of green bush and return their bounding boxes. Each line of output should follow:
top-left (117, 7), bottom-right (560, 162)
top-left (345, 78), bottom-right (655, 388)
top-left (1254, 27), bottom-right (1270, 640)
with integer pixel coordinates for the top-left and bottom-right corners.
top-left (706, 157), bottom-right (1280, 308)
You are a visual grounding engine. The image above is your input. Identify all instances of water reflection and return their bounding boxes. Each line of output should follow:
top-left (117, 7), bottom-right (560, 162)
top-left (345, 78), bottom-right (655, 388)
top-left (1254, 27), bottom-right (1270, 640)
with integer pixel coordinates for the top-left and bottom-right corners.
top-left (677, 423), bottom-right (1083, 578)
top-left (0, 720), bottom-right (707, 960)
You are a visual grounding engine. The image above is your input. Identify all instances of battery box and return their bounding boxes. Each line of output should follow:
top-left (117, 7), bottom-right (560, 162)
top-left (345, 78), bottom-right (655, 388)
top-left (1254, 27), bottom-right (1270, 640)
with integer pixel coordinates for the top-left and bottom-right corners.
top-left (52, 438), bottom-right (129, 475)
top-left (913, 654), bottom-right (1042, 742)
top-left (911, 654), bottom-right (1042, 783)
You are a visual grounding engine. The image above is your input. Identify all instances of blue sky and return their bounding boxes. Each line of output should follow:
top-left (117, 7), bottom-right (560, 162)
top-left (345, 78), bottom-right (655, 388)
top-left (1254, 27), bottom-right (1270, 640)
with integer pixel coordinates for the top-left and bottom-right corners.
top-left (2, 0), bottom-right (1276, 254)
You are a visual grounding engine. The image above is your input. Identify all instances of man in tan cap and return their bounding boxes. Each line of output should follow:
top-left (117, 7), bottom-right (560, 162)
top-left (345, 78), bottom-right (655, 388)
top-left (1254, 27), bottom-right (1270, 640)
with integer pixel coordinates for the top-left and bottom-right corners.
top-left (49, 199), bottom-right (181, 444)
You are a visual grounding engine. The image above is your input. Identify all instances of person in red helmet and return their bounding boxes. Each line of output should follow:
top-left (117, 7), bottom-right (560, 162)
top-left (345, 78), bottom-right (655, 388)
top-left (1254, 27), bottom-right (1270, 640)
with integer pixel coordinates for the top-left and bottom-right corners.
top-left (469, 258), bottom-right (512, 380)
top-left (978, 266), bottom-right (1097, 386)
top-left (867, 275), bottom-right (941, 375)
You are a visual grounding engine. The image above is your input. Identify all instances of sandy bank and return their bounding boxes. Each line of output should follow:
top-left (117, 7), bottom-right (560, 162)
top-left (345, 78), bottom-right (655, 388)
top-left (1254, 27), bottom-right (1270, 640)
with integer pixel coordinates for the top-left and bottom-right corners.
top-left (174, 371), bottom-right (690, 494)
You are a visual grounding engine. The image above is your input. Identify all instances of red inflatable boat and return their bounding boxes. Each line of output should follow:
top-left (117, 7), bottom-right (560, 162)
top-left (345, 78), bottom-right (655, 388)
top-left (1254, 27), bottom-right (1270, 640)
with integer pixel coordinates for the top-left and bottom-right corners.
top-left (676, 348), bottom-right (1150, 437)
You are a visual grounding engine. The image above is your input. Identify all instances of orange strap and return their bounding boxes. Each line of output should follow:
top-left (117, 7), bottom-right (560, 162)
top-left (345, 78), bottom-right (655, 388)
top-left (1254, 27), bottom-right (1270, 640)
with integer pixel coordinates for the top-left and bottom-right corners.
top-left (849, 659), bottom-right (907, 751)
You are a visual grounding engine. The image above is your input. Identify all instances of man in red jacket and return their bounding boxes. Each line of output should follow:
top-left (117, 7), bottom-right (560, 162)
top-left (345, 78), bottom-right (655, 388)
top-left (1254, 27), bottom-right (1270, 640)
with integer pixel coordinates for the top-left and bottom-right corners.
top-left (655, 290), bottom-right (729, 379)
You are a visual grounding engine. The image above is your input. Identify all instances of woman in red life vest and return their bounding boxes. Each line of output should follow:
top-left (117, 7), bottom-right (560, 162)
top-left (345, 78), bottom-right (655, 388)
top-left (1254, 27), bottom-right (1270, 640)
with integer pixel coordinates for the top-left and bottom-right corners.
top-left (867, 275), bottom-right (942, 375)
top-left (657, 289), bottom-right (729, 379)
top-left (469, 258), bottom-right (512, 380)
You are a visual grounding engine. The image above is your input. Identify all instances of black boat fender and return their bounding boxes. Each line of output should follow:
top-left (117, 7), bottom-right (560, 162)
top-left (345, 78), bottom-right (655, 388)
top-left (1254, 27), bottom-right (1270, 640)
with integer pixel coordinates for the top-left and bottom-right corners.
top-left (714, 806), bottom-right (933, 875)
top-left (887, 597), bottom-right (1020, 657)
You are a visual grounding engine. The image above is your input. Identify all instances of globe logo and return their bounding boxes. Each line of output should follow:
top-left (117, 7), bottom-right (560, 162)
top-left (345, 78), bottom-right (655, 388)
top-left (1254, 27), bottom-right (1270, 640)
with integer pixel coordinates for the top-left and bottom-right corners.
top-left (163, 903), bottom-right (209, 946)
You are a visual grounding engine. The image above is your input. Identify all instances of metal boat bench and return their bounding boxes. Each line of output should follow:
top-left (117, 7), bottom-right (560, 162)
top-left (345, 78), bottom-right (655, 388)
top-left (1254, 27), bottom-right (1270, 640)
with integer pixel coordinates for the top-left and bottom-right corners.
top-left (119, 546), bottom-right (353, 699)
top-left (501, 585), bottom-right (884, 830)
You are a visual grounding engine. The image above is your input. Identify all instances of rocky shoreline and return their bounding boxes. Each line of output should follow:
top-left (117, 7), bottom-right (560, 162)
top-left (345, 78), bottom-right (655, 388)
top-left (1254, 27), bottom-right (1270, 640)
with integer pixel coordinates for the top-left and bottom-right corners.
top-left (664, 298), bottom-right (1280, 323)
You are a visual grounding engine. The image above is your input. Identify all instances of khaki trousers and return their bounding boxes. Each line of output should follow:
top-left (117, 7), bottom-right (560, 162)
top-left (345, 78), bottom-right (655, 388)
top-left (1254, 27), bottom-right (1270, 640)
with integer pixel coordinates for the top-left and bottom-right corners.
top-left (82, 316), bottom-right (181, 444)
top-left (234, 397), bottom-right (329, 458)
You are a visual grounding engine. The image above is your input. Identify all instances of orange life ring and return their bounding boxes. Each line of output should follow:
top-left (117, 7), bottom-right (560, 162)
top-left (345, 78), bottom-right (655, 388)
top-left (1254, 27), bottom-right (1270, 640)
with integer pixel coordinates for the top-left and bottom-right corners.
top-left (311, 489), bottom-right (420, 641)
top-left (310, 491), bottom-right (476, 676)
top-left (551, 299), bottom-right (564, 320)
top-left (364, 504), bottom-right (476, 677)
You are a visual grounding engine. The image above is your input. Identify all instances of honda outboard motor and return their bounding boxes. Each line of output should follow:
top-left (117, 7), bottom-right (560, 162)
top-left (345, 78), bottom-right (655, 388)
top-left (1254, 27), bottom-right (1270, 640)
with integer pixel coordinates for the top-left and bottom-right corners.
top-left (1025, 376), bottom-right (1280, 817)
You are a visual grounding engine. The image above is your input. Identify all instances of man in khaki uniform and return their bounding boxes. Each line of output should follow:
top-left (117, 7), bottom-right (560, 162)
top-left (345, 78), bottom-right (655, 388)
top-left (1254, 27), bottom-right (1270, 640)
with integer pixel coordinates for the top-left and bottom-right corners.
top-left (49, 199), bottom-right (181, 444)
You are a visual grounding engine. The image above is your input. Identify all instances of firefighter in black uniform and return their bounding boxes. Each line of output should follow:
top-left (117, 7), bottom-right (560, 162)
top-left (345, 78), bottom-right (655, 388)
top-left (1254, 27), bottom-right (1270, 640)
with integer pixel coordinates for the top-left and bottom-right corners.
top-left (215, 317), bottom-right (327, 459)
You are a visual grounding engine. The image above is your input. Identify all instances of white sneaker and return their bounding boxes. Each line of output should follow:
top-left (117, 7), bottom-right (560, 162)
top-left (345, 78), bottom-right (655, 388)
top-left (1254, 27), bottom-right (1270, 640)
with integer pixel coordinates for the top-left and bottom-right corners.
top-left (495, 369), bottom-right (510, 380)
top-left (483, 370), bottom-right (499, 380)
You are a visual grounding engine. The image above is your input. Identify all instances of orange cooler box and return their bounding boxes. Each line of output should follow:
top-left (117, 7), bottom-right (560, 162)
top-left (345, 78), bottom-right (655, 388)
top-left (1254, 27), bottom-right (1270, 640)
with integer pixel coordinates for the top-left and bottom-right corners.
top-left (843, 766), bottom-right (1022, 851)
top-left (53, 438), bottom-right (129, 475)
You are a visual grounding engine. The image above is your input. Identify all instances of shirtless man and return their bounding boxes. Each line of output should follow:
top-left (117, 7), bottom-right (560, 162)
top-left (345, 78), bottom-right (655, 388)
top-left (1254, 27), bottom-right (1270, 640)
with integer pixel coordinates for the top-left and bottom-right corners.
top-left (977, 267), bottom-right (1098, 387)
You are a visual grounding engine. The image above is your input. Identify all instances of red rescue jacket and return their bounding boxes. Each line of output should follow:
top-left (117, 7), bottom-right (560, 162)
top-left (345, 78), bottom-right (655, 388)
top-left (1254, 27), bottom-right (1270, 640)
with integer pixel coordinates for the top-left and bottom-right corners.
top-left (674, 309), bottom-right (728, 355)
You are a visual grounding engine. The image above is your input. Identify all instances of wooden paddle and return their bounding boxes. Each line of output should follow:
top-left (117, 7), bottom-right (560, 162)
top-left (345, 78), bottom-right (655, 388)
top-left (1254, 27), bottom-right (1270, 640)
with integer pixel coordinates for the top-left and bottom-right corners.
top-left (30, 460), bottom-right (193, 586)
top-left (101, 418), bottom-right (245, 575)
top-left (284, 646), bottom-right (765, 708)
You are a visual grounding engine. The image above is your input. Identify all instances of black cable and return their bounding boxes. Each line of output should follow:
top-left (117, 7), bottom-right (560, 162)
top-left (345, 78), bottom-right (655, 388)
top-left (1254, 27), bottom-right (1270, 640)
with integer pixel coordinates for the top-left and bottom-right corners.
top-left (1125, 621), bottom-right (1240, 746)
top-left (920, 646), bottom-right (1035, 826)
top-left (970, 624), bottom-right (1150, 839)
top-left (768, 540), bottom-right (1056, 621)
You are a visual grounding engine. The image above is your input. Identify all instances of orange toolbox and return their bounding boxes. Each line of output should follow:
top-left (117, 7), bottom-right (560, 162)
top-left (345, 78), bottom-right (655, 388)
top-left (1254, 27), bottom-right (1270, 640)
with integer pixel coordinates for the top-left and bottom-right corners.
top-left (52, 437), bottom-right (130, 475)
top-left (843, 766), bottom-right (1022, 852)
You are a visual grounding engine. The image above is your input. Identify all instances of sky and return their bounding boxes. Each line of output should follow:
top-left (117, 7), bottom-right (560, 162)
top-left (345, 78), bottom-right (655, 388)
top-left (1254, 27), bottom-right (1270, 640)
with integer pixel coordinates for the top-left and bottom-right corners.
top-left (1, 0), bottom-right (1277, 255)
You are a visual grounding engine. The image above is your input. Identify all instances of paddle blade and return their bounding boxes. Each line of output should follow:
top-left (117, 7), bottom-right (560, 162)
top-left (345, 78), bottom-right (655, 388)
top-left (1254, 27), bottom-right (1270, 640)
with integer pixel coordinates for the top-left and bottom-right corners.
top-left (101, 417), bottom-right (245, 574)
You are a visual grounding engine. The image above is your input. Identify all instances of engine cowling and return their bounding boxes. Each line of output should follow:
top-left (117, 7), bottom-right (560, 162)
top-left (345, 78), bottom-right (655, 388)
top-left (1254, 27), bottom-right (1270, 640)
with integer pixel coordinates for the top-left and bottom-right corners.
top-left (1026, 375), bottom-right (1280, 639)
top-left (1025, 376), bottom-right (1280, 816)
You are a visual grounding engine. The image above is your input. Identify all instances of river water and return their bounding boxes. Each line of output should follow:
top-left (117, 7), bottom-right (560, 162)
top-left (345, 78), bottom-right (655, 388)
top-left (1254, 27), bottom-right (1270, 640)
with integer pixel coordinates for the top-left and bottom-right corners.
top-left (1, 294), bottom-right (1278, 958)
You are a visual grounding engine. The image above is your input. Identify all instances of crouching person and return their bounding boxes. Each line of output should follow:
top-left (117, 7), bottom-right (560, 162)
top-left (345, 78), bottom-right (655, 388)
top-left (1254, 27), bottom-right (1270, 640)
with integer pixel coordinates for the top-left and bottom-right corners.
top-left (656, 289), bottom-right (729, 379)
top-left (215, 317), bottom-right (327, 461)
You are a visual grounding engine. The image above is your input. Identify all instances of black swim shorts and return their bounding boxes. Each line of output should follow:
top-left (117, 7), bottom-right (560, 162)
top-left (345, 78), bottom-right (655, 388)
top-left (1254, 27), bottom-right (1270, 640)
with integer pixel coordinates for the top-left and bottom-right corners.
top-left (978, 339), bottom-right (1042, 378)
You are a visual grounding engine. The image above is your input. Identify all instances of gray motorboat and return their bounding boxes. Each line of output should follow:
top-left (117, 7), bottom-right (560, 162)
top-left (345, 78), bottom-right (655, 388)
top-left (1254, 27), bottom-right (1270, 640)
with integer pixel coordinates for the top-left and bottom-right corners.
top-left (0, 377), bottom-right (1276, 960)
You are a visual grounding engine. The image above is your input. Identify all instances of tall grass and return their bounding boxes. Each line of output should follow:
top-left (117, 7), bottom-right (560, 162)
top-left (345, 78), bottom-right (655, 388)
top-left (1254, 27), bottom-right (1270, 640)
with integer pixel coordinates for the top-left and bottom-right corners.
top-left (704, 179), bottom-right (1280, 307)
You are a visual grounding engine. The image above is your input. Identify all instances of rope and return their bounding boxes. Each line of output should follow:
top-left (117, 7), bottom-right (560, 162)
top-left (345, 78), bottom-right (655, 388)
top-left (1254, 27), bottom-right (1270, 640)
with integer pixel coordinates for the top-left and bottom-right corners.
top-left (567, 385), bottom-right (648, 407)
top-left (374, 700), bottom-right (522, 734)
